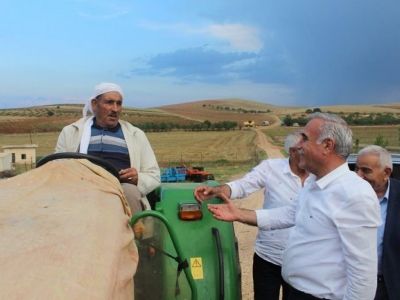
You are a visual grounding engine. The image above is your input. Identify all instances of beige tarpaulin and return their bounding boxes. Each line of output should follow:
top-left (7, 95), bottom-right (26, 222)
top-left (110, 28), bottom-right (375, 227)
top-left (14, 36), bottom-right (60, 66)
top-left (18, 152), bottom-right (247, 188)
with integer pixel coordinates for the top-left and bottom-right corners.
top-left (0, 159), bottom-right (138, 299)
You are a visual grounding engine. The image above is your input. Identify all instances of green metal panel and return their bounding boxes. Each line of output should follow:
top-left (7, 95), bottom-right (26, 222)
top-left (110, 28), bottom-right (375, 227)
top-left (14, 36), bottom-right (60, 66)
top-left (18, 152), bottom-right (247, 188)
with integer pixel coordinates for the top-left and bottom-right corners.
top-left (155, 181), bottom-right (241, 300)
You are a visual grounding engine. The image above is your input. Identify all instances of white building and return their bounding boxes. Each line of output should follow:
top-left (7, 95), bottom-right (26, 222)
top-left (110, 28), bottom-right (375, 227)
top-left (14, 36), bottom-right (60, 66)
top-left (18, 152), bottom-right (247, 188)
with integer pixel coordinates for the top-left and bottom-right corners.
top-left (2, 144), bottom-right (38, 164)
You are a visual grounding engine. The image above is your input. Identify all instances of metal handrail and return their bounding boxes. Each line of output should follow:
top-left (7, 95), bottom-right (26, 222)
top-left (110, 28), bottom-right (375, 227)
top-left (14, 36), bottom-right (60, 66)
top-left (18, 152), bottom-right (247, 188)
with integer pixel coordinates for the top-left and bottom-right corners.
top-left (130, 211), bottom-right (198, 300)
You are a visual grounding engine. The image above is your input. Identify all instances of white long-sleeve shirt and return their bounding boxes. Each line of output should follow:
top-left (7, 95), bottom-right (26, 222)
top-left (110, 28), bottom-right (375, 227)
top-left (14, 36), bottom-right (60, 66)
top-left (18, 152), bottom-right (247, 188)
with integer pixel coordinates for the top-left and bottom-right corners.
top-left (226, 158), bottom-right (315, 265)
top-left (256, 163), bottom-right (382, 300)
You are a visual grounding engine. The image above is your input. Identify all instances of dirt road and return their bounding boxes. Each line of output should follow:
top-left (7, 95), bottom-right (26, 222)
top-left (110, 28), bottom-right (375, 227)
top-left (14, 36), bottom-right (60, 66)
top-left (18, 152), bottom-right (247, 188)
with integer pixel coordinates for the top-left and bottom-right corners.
top-left (233, 128), bottom-right (284, 300)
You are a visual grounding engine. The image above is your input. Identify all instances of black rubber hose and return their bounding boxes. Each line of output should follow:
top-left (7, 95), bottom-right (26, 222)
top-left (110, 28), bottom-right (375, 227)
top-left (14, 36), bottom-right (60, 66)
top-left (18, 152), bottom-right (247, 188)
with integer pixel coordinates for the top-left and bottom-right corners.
top-left (212, 227), bottom-right (225, 300)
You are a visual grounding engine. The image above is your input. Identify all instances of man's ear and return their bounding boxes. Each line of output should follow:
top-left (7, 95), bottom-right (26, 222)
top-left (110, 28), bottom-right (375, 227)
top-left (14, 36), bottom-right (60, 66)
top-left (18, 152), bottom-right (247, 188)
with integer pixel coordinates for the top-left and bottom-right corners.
top-left (289, 147), bottom-right (296, 157)
top-left (91, 98), bottom-right (97, 112)
top-left (383, 167), bottom-right (392, 180)
top-left (324, 138), bottom-right (335, 152)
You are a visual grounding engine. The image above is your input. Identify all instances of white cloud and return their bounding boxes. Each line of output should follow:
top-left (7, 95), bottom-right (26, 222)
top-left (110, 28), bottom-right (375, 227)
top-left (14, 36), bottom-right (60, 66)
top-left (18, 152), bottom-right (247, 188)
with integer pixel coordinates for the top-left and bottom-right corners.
top-left (207, 24), bottom-right (263, 52)
top-left (137, 21), bottom-right (263, 52)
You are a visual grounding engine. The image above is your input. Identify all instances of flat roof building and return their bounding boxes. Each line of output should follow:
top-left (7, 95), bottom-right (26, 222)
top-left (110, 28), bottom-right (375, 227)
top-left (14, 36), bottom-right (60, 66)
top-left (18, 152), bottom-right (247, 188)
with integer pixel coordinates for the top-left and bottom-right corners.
top-left (2, 144), bottom-right (38, 164)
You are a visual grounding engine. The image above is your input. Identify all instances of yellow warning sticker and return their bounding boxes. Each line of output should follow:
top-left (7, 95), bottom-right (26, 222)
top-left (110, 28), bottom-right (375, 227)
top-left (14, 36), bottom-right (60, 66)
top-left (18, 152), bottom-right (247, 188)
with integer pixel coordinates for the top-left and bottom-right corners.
top-left (190, 257), bottom-right (204, 280)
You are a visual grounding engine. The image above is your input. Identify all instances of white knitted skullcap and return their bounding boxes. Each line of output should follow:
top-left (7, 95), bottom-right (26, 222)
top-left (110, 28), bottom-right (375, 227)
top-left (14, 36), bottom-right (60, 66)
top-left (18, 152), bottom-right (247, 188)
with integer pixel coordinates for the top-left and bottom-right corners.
top-left (82, 82), bottom-right (124, 116)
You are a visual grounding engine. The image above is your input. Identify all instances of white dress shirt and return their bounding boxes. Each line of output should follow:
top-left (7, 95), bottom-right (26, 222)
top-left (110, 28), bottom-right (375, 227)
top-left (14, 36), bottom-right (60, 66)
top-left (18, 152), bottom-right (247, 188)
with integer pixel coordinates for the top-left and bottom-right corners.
top-left (256, 163), bottom-right (382, 300)
top-left (227, 158), bottom-right (315, 265)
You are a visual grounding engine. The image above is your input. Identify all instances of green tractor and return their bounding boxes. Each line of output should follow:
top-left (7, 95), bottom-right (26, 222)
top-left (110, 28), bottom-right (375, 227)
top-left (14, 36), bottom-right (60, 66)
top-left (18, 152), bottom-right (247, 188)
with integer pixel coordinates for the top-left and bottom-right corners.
top-left (132, 181), bottom-right (242, 300)
top-left (27, 153), bottom-right (242, 300)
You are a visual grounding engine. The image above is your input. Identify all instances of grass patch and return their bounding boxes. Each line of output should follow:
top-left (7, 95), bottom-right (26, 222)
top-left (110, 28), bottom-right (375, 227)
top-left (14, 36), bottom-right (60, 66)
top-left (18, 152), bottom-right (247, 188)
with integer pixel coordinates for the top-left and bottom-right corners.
top-left (207, 162), bottom-right (257, 183)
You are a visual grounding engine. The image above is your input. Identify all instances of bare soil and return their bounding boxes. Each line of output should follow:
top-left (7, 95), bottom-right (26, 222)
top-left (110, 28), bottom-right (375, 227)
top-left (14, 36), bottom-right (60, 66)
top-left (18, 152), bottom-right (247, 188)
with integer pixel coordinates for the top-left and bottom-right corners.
top-left (231, 128), bottom-right (284, 300)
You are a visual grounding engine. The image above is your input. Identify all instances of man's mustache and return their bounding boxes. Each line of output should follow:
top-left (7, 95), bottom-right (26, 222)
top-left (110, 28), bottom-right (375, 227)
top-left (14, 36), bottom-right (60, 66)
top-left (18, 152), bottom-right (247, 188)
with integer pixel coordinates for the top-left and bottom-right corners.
top-left (108, 112), bottom-right (118, 117)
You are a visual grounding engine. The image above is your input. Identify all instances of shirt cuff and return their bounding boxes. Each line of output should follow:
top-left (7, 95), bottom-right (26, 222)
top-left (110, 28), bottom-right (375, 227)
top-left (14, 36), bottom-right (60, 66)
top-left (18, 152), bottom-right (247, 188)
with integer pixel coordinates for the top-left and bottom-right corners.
top-left (255, 209), bottom-right (271, 231)
top-left (226, 182), bottom-right (238, 199)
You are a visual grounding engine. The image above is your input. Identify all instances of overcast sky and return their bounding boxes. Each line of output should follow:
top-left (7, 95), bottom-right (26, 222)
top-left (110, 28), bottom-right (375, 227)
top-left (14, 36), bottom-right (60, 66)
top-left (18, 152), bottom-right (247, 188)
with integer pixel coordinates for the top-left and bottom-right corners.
top-left (1, 0), bottom-right (399, 109)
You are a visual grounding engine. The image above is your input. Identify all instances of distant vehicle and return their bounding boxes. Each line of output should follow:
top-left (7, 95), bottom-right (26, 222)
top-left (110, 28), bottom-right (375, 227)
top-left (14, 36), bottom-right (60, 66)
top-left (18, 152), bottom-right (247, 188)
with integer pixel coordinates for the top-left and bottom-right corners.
top-left (160, 164), bottom-right (215, 183)
top-left (160, 166), bottom-right (187, 182)
top-left (261, 121), bottom-right (269, 126)
top-left (293, 123), bottom-right (299, 127)
top-left (181, 164), bottom-right (215, 182)
top-left (347, 153), bottom-right (400, 180)
top-left (243, 120), bottom-right (256, 128)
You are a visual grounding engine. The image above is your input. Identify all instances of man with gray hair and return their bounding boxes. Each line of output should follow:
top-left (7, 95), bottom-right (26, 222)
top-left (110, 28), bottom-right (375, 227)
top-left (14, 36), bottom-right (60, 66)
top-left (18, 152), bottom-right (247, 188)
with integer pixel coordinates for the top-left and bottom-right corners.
top-left (355, 145), bottom-right (400, 300)
top-left (196, 112), bottom-right (381, 299)
top-left (55, 82), bottom-right (160, 217)
top-left (194, 130), bottom-right (315, 300)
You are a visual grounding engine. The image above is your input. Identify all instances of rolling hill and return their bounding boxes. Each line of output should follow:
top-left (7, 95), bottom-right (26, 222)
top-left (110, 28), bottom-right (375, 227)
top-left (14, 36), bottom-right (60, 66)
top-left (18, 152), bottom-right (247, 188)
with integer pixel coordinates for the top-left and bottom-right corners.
top-left (1, 99), bottom-right (400, 134)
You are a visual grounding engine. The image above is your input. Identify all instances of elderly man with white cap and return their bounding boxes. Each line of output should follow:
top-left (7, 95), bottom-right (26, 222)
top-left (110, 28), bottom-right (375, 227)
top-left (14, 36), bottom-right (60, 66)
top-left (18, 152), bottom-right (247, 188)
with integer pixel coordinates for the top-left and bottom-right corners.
top-left (55, 82), bottom-right (160, 215)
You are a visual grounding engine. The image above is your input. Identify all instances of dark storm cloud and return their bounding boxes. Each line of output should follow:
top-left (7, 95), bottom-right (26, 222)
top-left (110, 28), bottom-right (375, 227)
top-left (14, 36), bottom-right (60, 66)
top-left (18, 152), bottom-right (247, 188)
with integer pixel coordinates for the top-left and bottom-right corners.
top-left (131, 1), bottom-right (400, 105)
top-left (130, 47), bottom-right (258, 84)
top-left (129, 46), bottom-right (294, 85)
top-left (207, 0), bottom-right (400, 105)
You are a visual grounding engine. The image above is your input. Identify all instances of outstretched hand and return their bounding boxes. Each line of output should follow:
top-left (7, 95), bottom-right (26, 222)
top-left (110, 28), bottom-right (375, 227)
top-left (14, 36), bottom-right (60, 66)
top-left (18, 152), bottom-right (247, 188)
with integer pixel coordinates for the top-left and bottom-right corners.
top-left (193, 185), bottom-right (219, 203)
top-left (207, 193), bottom-right (241, 222)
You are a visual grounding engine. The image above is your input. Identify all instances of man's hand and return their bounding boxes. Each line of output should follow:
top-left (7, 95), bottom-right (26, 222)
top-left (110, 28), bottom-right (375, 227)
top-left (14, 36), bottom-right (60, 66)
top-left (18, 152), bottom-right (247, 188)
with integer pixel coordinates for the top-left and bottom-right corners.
top-left (119, 167), bottom-right (138, 184)
top-left (193, 186), bottom-right (218, 203)
top-left (193, 184), bottom-right (232, 204)
top-left (207, 193), bottom-right (241, 222)
top-left (208, 193), bottom-right (258, 226)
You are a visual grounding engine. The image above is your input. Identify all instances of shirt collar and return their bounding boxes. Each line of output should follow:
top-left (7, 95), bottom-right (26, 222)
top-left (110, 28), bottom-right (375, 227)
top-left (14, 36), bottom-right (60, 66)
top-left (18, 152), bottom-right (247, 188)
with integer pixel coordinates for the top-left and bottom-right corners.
top-left (315, 162), bottom-right (349, 189)
top-left (381, 179), bottom-right (390, 201)
top-left (283, 158), bottom-right (291, 174)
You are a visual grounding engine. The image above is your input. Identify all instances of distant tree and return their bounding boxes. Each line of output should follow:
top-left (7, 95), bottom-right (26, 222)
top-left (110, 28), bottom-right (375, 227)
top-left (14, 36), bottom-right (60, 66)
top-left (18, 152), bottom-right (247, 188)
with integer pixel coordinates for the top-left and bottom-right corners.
top-left (354, 139), bottom-right (360, 153)
top-left (203, 120), bottom-right (211, 130)
top-left (374, 134), bottom-right (389, 148)
top-left (313, 108), bottom-right (322, 113)
top-left (305, 109), bottom-right (313, 113)
top-left (282, 115), bottom-right (293, 126)
top-left (159, 122), bottom-right (167, 131)
top-left (214, 123), bottom-right (222, 131)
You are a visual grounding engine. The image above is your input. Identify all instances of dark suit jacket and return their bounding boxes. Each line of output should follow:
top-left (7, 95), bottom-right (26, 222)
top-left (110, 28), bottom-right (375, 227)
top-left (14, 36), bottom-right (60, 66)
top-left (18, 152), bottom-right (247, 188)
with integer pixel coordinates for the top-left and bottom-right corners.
top-left (382, 178), bottom-right (400, 299)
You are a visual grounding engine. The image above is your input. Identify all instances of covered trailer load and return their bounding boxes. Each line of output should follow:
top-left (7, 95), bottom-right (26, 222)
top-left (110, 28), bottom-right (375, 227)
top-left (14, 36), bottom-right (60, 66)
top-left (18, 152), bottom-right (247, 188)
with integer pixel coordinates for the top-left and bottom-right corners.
top-left (0, 153), bottom-right (242, 300)
top-left (0, 157), bottom-right (138, 299)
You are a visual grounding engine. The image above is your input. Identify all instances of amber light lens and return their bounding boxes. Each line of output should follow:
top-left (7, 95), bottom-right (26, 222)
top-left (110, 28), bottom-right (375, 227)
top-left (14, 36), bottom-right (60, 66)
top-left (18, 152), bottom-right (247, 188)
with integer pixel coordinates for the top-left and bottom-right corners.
top-left (179, 203), bottom-right (202, 220)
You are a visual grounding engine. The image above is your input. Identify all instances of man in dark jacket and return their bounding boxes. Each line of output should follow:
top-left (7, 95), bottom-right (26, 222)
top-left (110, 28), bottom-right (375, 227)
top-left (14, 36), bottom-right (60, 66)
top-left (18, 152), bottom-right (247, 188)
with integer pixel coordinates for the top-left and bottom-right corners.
top-left (355, 145), bottom-right (400, 300)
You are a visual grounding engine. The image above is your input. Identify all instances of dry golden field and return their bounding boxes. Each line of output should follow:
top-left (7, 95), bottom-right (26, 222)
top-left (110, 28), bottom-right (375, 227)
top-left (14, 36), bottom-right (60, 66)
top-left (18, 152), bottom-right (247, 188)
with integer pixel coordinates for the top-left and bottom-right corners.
top-left (0, 130), bottom-right (261, 165)
top-left (1, 99), bottom-right (400, 163)
top-left (1, 99), bottom-right (400, 133)
top-left (0, 130), bottom-right (264, 183)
